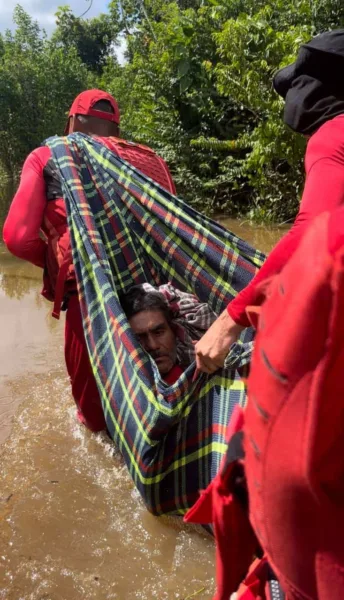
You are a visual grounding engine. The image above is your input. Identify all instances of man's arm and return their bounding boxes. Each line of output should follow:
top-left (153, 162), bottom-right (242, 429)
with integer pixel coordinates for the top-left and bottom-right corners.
top-left (195, 155), bottom-right (344, 373)
top-left (3, 149), bottom-right (49, 269)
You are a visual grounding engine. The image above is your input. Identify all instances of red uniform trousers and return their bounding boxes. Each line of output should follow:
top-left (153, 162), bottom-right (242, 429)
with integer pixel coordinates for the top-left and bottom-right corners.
top-left (64, 295), bottom-right (107, 432)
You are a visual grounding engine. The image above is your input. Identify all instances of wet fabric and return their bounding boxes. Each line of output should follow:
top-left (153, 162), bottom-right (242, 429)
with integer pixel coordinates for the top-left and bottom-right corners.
top-left (47, 132), bottom-right (265, 516)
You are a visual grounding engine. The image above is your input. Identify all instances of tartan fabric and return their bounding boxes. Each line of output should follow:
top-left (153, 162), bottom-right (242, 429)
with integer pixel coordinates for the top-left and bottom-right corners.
top-left (47, 133), bottom-right (265, 515)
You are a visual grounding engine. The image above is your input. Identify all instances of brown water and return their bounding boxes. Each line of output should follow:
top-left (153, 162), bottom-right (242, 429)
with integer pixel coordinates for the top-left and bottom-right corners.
top-left (0, 219), bottom-right (284, 600)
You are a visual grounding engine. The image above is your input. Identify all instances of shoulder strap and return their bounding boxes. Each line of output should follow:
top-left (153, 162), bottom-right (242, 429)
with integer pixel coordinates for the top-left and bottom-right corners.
top-left (43, 158), bottom-right (63, 201)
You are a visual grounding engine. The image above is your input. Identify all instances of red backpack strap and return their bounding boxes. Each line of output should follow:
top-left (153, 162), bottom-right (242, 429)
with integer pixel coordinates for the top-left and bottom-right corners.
top-left (52, 245), bottom-right (73, 319)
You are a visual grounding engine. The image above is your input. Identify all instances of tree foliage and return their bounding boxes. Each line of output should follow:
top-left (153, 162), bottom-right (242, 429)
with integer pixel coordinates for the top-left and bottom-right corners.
top-left (0, 6), bottom-right (94, 180)
top-left (105, 0), bottom-right (344, 220)
top-left (53, 6), bottom-right (117, 73)
top-left (2, 1), bottom-right (344, 223)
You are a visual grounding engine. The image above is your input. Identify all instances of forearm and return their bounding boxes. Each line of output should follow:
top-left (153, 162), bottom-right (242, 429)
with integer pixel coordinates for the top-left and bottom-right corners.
top-left (3, 225), bottom-right (47, 268)
top-left (3, 149), bottom-right (48, 269)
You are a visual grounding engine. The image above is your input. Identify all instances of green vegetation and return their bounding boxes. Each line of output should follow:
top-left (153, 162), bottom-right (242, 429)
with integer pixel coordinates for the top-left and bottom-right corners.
top-left (1, 1), bottom-right (344, 222)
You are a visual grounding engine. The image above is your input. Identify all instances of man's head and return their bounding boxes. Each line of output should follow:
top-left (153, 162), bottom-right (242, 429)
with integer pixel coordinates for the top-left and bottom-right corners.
top-left (121, 286), bottom-right (177, 375)
top-left (65, 89), bottom-right (120, 137)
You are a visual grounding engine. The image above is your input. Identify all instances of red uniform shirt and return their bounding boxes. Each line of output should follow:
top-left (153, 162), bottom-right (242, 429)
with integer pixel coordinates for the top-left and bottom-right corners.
top-left (163, 364), bottom-right (184, 386)
top-left (3, 147), bottom-right (51, 268)
top-left (228, 114), bottom-right (344, 326)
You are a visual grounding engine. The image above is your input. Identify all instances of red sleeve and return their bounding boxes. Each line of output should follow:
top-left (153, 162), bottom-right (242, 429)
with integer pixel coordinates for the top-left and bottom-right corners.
top-left (3, 147), bottom-right (51, 269)
top-left (228, 119), bottom-right (344, 327)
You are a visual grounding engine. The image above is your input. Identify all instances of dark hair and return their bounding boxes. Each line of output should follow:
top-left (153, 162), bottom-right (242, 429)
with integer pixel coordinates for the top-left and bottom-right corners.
top-left (273, 30), bottom-right (344, 135)
top-left (76, 100), bottom-right (119, 136)
top-left (120, 285), bottom-right (172, 322)
top-left (93, 99), bottom-right (115, 113)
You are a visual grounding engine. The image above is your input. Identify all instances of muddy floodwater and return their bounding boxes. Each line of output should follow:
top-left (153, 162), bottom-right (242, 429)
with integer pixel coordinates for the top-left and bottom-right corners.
top-left (0, 219), bottom-right (284, 599)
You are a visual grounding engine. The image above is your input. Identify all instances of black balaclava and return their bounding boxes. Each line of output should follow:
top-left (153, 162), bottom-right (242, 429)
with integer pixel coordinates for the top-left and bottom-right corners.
top-left (273, 30), bottom-right (344, 135)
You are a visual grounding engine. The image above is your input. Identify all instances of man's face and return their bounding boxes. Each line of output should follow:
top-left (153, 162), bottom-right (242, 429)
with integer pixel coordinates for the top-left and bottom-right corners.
top-left (129, 310), bottom-right (177, 375)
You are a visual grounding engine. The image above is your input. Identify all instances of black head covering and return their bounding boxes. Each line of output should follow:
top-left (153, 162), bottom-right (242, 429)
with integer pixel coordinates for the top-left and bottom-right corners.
top-left (273, 30), bottom-right (344, 135)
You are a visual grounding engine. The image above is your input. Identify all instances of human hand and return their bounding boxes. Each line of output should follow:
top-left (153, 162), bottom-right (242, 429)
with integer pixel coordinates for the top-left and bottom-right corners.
top-left (194, 309), bottom-right (244, 374)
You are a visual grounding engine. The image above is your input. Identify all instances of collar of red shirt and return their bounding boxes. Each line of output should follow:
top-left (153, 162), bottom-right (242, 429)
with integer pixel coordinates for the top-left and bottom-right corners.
top-left (163, 364), bottom-right (184, 385)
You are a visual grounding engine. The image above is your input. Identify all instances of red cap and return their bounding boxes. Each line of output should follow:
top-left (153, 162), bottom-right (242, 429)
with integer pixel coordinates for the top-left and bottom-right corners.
top-left (65, 89), bottom-right (120, 133)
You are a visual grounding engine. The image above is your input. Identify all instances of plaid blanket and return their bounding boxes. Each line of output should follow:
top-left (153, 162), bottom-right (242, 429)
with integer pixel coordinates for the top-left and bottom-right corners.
top-left (47, 133), bottom-right (265, 515)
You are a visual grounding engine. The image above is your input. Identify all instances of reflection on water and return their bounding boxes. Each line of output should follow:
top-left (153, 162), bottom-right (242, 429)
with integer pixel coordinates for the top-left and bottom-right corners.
top-left (0, 246), bottom-right (41, 300)
top-left (0, 272), bottom-right (41, 301)
top-left (217, 216), bottom-right (287, 255)
top-left (0, 247), bottom-right (63, 447)
top-left (0, 219), bottom-right (285, 600)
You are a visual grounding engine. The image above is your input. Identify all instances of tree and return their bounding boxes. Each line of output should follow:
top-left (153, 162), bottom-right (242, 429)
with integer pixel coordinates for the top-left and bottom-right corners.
top-left (211, 0), bottom-right (344, 220)
top-left (53, 6), bottom-right (118, 73)
top-left (106, 0), bottom-right (344, 220)
top-left (0, 6), bottom-right (94, 180)
top-left (3, 1), bottom-right (344, 223)
top-left (106, 0), bottom-right (252, 211)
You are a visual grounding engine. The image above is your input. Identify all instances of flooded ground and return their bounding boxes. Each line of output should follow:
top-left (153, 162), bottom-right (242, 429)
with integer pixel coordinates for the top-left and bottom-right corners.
top-left (0, 219), bottom-right (284, 600)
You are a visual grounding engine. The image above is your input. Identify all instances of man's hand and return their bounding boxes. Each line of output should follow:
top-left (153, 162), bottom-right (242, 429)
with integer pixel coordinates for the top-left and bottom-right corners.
top-left (194, 309), bottom-right (244, 374)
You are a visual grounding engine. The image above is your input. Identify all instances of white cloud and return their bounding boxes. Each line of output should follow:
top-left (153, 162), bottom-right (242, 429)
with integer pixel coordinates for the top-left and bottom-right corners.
top-left (0, 0), bottom-right (110, 35)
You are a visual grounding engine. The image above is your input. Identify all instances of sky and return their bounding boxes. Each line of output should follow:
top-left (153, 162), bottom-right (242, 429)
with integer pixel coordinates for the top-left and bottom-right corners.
top-left (0, 0), bottom-right (110, 34)
top-left (0, 0), bottom-right (127, 63)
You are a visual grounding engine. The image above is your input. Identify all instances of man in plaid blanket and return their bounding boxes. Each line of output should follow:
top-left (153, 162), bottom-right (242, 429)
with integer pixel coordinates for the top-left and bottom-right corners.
top-left (121, 284), bottom-right (217, 386)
